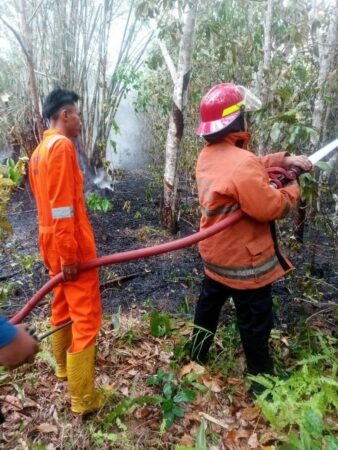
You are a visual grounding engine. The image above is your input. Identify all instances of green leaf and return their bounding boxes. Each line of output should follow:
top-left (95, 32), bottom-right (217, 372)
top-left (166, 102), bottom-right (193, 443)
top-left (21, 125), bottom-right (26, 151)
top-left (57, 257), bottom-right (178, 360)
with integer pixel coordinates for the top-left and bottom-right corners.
top-left (302, 410), bottom-right (322, 438)
top-left (86, 192), bottom-right (111, 213)
top-left (300, 428), bottom-right (313, 450)
top-left (163, 382), bottom-right (174, 399)
top-left (288, 433), bottom-right (302, 450)
top-left (196, 419), bottom-right (207, 449)
top-left (111, 310), bottom-right (121, 333)
top-left (109, 139), bottom-right (117, 154)
top-left (102, 395), bottom-right (160, 429)
top-left (173, 390), bottom-right (196, 403)
top-left (162, 398), bottom-right (175, 412)
top-left (324, 434), bottom-right (338, 450)
top-left (163, 410), bottom-right (175, 428)
top-left (270, 122), bottom-right (281, 143)
top-left (150, 310), bottom-right (171, 337)
top-left (7, 158), bottom-right (15, 168)
top-left (279, 444), bottom-right (301, 450)
top-left (172, 404), bottom-right (185, 417)
top-left (315, 161), bottom-right (332, 171)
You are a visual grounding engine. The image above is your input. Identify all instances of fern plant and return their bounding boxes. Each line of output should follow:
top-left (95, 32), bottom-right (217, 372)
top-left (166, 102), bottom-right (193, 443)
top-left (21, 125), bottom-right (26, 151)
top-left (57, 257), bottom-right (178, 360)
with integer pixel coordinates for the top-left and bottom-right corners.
top-left (251, 331), bottom-right (337, 447)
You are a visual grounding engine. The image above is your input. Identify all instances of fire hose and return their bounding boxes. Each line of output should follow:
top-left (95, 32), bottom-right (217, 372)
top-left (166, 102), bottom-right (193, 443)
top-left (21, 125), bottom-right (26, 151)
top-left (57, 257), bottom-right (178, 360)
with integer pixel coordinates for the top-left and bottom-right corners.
top-left (10, 209), bottom-right (244, 324)
top-left (9, 136), bottom-right (338, 326)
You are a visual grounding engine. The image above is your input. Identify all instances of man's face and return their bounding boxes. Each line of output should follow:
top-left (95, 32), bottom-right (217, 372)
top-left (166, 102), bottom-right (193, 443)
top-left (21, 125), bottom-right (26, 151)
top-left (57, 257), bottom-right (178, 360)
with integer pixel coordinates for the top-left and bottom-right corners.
top-left (64, 104), bottom-right (82, 138)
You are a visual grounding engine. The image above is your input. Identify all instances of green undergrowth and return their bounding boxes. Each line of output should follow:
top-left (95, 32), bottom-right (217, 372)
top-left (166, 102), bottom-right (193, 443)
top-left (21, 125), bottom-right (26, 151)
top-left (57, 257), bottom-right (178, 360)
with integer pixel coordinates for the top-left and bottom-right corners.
top-left (252, 329), bottom-right (338, 450)
top-left (1, 308), bottom-right (337, 449)
top-left (86, 192), bottom-right (112, 212)
top-left (0, 157), bottom-right (27, 239)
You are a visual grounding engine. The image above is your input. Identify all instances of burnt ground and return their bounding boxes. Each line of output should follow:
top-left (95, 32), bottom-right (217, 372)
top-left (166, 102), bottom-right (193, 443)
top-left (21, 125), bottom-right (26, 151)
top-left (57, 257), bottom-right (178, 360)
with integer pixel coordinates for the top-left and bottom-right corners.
top-left (0, 171), bottom-right (203, 322)
top-left (0, 170), bottom-right (337, 329)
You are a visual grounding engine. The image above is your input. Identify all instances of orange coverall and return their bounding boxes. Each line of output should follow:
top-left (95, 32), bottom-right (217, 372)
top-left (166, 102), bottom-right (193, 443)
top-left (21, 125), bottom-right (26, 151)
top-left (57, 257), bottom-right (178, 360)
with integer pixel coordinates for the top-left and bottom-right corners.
top-left (196, 131), bottom-right (300, 290)
top-left (29, 130), bottom-right (101, 352)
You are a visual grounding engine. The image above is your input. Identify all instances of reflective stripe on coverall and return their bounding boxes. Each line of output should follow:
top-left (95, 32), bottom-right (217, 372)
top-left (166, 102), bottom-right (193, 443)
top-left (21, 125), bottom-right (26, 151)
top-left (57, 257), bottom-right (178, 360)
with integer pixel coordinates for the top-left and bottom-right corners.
top-left (196, 131), bottom-right (300, 290)
top-left (29, 130), bottom-right (101, 352)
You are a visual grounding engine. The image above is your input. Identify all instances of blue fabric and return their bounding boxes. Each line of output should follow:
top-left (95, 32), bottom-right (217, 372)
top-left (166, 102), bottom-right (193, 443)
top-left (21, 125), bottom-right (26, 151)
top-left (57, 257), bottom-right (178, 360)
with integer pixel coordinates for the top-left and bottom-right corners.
top-left (0, 315), bottom-right (17, 348)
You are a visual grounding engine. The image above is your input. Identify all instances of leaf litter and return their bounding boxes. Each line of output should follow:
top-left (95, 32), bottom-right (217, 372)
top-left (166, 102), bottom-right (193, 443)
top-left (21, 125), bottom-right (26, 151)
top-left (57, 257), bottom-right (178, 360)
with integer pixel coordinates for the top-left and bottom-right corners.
top-left (0, 309), bottom-right (282, 450)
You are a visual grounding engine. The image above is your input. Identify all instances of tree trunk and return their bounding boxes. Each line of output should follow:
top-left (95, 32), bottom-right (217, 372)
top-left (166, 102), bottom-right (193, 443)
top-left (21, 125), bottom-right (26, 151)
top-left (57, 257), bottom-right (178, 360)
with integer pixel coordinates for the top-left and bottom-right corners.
top-left (161, 1), bottom-right (198, 231)
top-left (262, 0), bottom-right (274, 88)
top-left (19, 0), bottom-right (43, 142)
top-left (311, 0), bottom-right (338, 143)
top-left (257, 0), bottom-right (274, 155)
top-left (0, 0), bottom-right (44, 145)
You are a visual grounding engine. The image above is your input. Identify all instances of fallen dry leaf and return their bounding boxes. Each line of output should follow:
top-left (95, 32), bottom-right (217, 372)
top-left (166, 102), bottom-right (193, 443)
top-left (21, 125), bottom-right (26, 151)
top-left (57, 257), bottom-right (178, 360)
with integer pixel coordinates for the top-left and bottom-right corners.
top-left (222, 429), bottom-right (237, 450)
top-left (0, 395), bottom-right (23, 411)
top-left (23, 397), bottom-right (39, 409)
top-left (17, 438), bottom-right (29, 450)
top-left (227, 377), bottom-right (242, 385)
top-left (201, 375), bottom-right (224, 393)
top-left (236, 428), bottom-right (252, 439)
top-left (134, 406), bottom-right (152, 419)
top-left (199, 412), bottom-right (229, 429)
top-left (180, 361), bottom-right (205, 377)
top-left (185, 411), bottom-right (202, 422)
top-left (36, 423), bottom-right (58, 434)
top-left (281, 337), bottom-right (289, 347)
top-left (241, 405), bottom-right (261, 421)
top-left (260, 431), bottom-right (279, 445)
top-left (159, 351), bottom-right (172, 364)
top-left (120, 386), bottom-right (129, 396)
top-left (248, 432), bottom-right (259, 448)
top-left (180, 433), bottom-right (195, 446)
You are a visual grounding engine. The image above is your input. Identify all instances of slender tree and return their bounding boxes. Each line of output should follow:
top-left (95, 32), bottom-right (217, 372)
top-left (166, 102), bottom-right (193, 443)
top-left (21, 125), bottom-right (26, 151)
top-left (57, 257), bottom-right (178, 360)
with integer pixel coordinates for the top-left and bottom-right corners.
top-left (311, 0), bottom-right (338, 143)
top-left (161, 1), bottom-right (198, 231)
top-left (0, 0), bottom-right (43, 143)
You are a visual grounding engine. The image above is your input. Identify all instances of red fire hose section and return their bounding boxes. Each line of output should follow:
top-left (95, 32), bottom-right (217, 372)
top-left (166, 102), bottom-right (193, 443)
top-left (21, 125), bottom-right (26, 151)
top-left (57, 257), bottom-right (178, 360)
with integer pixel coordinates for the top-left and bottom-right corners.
top-left (10, 209), bottom-right (245, 324)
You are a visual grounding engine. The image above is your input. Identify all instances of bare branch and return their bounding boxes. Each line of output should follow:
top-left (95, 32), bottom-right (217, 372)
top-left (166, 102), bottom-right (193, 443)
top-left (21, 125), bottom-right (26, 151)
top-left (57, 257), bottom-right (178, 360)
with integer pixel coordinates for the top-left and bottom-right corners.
top-left (158, 39), bottom-right (177, 83)
top-left (28, 0), bottom-right (45, 24)
top-left (0, 14), bottom-right (29, 60)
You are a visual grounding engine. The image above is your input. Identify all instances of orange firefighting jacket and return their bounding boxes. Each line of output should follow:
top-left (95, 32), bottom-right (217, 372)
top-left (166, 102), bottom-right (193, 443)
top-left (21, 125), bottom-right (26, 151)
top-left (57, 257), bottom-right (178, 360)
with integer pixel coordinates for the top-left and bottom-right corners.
top-left (29, 130), bottom-right (97, 267)
top-left (196, 131), bottom-right (300, 290)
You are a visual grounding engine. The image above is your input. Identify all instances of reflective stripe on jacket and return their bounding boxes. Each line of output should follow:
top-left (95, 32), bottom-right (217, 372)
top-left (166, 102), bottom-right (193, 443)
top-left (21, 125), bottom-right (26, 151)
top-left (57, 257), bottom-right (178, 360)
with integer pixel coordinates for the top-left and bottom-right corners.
top-left (196, 131), bottom-right (300, 289)
top-left (29, 130), bottom-right (97, 266)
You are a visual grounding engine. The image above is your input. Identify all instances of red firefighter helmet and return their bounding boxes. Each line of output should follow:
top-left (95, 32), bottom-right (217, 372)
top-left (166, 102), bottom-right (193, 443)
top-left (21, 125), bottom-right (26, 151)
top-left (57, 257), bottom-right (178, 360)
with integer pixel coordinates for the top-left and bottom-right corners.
top-left (195, 83), bottom-right (262, 136)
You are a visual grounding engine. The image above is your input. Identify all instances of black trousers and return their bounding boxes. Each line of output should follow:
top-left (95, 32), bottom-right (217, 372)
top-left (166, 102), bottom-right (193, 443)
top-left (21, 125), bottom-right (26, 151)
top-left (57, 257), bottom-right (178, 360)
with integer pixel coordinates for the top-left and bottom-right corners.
top-left (191, 275), bottom-right (274, 375)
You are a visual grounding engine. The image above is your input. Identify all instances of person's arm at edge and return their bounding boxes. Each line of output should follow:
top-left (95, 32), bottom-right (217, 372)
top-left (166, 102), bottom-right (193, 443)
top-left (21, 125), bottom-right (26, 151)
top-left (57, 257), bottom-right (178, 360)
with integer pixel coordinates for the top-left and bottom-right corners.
top-left (0, 316), bottom-right (39, 370)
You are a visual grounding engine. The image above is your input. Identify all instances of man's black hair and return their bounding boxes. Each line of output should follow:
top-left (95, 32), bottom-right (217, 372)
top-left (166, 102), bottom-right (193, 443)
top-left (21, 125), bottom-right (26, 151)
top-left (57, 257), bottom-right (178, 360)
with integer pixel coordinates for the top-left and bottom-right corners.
top-left (204, 114), bottom-right (245, 143)
top-left (42, 87), bottom-right (79, 120)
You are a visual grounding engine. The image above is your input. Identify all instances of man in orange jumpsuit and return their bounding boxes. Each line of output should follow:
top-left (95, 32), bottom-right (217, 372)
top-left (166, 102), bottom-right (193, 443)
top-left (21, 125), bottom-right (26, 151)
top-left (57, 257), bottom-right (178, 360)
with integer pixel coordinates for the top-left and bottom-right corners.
top-left (190, 84), bottom-right (312, 393)
top-left (29, 88), bottom-right (104, 414)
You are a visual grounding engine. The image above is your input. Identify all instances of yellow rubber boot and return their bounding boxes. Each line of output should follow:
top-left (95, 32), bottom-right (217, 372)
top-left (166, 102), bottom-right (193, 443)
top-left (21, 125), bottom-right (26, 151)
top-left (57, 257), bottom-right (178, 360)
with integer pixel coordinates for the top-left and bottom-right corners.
top-left (51, 326), bottom-right (72, 379)
top-left (66, 345), bottom-right (106, 414)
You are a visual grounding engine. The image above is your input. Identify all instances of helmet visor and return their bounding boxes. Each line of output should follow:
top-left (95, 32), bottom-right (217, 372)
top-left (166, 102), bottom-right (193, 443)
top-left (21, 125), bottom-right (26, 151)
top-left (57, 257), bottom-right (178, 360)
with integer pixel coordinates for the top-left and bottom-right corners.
top-left (237, 86), bottom-right (262, 111)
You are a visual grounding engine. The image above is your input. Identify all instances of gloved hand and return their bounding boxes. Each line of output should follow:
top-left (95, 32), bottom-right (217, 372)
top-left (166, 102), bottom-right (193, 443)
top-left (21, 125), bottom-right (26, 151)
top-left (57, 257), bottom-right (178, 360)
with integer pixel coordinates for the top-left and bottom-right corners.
top-left (62, 261), bottom-right (79, 281)
top-left (0, 324), bottom-right (39, 369)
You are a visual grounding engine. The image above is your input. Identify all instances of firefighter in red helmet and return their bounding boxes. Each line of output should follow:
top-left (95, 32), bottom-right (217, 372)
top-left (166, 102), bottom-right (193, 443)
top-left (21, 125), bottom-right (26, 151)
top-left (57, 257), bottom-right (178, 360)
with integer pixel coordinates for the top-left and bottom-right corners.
top-left (190, 83), bottom-right (312, 393)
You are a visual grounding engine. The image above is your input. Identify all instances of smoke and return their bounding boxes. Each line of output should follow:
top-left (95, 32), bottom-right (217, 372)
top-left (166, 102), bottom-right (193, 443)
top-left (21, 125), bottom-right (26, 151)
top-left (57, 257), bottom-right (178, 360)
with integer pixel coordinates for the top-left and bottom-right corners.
top-left (75, 147), bottom-right (116, 196)
top-left (93, 168), bottom-right (116, 192)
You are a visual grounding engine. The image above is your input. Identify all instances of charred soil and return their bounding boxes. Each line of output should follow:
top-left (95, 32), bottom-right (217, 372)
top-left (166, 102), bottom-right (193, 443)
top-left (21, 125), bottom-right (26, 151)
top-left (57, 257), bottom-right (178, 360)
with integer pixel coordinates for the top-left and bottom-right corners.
top-left (0, 169), bottom-right (336, 329)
